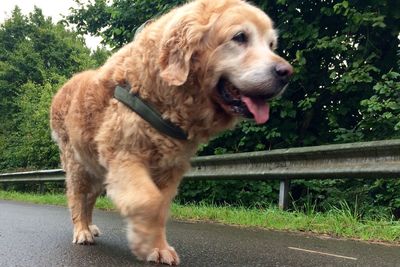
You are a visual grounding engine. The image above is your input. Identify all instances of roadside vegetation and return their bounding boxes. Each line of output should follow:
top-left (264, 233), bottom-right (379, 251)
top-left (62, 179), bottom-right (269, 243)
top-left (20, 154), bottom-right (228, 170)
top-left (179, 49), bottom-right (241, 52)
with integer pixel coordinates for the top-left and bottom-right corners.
top-left (1, 190), bottom-right (399, 244)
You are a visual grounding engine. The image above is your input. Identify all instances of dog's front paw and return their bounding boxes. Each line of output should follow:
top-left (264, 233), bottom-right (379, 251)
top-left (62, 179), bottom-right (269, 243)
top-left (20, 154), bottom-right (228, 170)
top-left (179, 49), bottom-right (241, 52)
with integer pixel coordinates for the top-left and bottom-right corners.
top-left (73, 228), bottom-right (94, 245)
top-left (130, 235), bottom-right (180, 266)
top-left (146, 246), bottom-right (180, 266)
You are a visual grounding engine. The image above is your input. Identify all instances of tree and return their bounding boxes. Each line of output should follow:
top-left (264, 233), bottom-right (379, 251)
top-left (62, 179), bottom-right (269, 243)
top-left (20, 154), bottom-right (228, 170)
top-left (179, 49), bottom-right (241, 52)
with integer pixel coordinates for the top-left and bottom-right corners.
top-left (0, 7), bottom-right (106, 170)
top-left (65, 0), bottom-right (186, 48)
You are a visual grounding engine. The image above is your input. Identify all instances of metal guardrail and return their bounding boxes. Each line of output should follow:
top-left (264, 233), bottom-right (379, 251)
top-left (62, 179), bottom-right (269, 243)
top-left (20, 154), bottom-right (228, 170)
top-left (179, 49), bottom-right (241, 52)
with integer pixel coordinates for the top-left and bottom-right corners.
top-left (0, 169), bottom-right (65, 182)
top-left (1, 139), bottom-right (400, 209)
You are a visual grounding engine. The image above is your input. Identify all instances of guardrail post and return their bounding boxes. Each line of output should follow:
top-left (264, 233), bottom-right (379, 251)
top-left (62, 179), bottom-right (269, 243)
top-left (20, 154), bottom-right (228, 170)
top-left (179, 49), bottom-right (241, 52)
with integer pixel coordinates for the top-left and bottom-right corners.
top-left (279, 179), bottom-right (290, 210)
top-left (39, 182), bottom-right (45, 194)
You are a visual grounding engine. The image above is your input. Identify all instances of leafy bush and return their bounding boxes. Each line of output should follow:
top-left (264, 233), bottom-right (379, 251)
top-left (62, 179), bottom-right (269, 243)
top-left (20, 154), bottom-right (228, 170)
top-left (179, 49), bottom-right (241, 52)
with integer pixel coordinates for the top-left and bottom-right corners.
top-left (177, 180), bottom-right (279, 207)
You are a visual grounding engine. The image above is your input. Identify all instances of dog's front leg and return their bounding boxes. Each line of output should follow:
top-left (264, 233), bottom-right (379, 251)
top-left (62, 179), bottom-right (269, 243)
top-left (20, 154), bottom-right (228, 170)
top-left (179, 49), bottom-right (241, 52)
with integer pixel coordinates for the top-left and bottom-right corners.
top-left (106, 159), bottom-right (181, 265)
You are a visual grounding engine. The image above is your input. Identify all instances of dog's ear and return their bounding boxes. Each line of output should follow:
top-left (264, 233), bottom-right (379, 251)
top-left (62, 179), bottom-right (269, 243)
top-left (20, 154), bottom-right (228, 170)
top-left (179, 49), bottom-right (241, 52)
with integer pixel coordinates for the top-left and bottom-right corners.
top-left (159, 15), bottom-right (208, 86)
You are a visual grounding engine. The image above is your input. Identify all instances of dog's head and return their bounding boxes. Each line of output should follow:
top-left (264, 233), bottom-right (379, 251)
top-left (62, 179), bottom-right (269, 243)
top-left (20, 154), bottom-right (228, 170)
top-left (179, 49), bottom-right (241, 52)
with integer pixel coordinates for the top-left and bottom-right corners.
top-left (159, 0), bottom-right (293, 124)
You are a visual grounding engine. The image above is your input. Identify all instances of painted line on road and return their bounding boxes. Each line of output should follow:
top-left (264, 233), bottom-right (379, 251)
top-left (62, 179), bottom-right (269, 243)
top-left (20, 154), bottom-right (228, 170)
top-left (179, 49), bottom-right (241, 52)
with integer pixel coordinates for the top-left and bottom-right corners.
top-left (288, 247), bottom-right (357, 261)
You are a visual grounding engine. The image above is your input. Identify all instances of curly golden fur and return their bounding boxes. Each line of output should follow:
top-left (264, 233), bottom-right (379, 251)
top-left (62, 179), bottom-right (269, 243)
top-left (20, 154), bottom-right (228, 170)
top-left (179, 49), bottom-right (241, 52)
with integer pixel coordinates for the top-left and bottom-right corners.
top-left (50, 0), bottom-right (292, 265)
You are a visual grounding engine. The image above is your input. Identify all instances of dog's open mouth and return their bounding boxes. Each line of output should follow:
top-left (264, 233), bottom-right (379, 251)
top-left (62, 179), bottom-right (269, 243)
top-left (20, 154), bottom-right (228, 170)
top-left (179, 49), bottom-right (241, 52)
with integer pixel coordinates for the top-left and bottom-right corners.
top-left (217, 78), bottom-right (271, 124)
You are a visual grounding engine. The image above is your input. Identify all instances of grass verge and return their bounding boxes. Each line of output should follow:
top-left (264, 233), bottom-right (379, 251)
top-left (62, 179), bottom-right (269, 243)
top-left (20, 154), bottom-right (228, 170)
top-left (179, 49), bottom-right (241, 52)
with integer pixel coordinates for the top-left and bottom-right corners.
top-left (1, 190), bottom-right (399, 244)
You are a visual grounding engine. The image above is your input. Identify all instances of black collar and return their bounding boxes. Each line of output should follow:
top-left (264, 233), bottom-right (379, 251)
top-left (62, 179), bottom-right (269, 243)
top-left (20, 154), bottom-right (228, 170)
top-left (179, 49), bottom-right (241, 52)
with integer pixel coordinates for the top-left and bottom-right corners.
top-left (113, 84), bottom-right (188, 140)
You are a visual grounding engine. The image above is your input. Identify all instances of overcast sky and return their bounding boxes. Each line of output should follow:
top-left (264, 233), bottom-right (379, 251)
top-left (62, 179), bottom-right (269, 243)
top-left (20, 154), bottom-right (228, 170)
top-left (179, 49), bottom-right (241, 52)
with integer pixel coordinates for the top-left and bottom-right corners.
top-left (0, 0), bottom-right (102, 50)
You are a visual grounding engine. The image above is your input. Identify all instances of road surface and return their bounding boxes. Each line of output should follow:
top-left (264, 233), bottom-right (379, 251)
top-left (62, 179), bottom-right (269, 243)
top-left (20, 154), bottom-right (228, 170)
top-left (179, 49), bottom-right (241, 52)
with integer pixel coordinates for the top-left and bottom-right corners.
top-left (0, 200), bottom-right (399, 267)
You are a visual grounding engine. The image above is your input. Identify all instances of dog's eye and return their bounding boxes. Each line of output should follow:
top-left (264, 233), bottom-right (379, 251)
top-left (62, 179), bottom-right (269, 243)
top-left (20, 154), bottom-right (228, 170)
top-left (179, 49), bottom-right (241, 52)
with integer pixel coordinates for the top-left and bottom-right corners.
top-left (232, 32), bottom-right (248, 44)
top-left (269, 42), bottom-right (274, 49)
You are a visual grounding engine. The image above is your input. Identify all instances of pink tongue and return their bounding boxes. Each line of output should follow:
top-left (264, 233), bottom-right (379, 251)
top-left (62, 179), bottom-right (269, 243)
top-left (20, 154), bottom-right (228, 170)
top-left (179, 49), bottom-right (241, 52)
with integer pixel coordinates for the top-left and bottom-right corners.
top-left (241, 96), bottom-right (270, 124)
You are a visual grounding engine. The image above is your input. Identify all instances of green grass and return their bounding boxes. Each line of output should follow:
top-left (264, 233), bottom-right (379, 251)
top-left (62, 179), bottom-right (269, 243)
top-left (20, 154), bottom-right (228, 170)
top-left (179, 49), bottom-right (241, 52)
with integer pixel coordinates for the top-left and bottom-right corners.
top-left (1, 190), bottom-right (399, 244)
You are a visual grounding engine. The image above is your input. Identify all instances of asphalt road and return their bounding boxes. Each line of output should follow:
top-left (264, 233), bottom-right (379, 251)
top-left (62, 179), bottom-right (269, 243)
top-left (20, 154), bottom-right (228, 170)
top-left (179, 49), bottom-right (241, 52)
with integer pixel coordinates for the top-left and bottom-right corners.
top-left (0, 200), bottom-right (399, 267)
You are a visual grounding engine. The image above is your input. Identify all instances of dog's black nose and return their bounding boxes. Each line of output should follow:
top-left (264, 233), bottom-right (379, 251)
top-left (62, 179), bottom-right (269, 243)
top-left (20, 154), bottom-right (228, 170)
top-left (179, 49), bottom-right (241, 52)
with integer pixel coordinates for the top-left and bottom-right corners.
top-left (274, 62), bottom-right (293, 83)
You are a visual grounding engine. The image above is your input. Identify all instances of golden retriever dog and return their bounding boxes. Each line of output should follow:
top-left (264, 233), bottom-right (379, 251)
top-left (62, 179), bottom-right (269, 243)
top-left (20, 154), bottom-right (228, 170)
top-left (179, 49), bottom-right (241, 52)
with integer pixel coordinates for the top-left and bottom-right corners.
top-left (50, 0), bottom-right (292, 265)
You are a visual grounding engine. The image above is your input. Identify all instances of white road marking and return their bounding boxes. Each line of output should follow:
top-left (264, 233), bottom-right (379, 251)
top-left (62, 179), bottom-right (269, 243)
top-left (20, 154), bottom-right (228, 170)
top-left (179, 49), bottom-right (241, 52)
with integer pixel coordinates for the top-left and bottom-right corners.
top-left (288, 247), bottom-right (358, 261)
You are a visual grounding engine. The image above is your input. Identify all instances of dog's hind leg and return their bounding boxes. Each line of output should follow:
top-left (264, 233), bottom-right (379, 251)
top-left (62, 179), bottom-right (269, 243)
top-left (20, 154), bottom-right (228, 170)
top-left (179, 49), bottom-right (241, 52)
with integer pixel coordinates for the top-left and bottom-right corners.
top-left (106, 158), bottom-right (182, 265)
top-left (62, 145), bottom-right (102, 245)
top-left (86, 188), bottom-right (103, 237)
